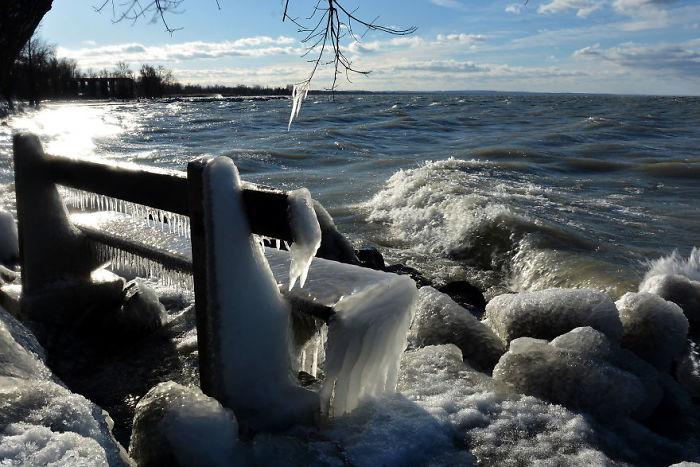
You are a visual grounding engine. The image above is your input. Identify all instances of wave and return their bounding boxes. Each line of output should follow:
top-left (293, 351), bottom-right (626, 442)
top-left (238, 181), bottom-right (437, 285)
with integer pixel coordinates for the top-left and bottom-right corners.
top-left (363, 158), bottom-right (630, 295)
top-left (643, 247), bottom-right (700, 283)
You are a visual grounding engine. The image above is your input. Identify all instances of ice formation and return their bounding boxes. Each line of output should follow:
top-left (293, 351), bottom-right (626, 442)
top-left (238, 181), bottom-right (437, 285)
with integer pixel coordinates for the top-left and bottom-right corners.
top-left (615, 292), bottom-right (689, 371)
top-left (0, 306), bottom-right (131, 466)
top-left (288, 81), bottom-right (310, 130)
top-left (493, 335), bottom-right (649, 419)
top-left (0, 209), bottom-right (18, 264)
top-left (321, 274), bottom-right (417, 416)
top-left (200, 156), bottom-right (317, 430)
top-left (484, 288), bottom-right (623, 343)
top-left (408, 286), bottom-right (505, 373)
top-left (676, 341), bottom-right (700, 397)
top-left (287, 188), bottom-right (321, 290)
top-left (129, 382), bottom-right (241, 466)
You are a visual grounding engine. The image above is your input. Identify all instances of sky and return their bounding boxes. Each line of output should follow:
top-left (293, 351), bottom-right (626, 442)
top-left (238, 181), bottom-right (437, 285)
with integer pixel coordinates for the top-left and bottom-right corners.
top-left (40, 0), bottom-right (700, 95)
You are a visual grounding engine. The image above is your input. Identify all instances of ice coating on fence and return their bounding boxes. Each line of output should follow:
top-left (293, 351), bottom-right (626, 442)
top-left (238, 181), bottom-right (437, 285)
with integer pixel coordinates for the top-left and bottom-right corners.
top-left (287, 188), bottom-right (321, 290)
top-left (321, 274), bottom-right (417, 416)
top-left (201, 156), bottom-right (317, 430)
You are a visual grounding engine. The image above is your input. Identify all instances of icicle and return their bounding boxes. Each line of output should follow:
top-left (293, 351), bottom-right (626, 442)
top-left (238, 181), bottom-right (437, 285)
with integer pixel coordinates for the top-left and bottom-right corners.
top-left (288, 81), bottom-right (310, 131)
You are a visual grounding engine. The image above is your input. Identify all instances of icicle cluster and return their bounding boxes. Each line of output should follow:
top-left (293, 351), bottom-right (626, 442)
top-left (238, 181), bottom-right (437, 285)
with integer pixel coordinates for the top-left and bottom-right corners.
top-left (92, 243), bottom-right (194, 290)
top-left (287, 188), bottom-right (322, 290)
top-left (298, 325), bottom-right (328, 378)
top-left (288, 81), bottom-right (310, 131)
top-left (60, 187), bottom-right (191, 238)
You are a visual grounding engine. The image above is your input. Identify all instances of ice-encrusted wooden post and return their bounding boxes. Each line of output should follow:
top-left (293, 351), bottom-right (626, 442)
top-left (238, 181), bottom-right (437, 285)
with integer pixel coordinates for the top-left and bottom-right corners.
top-left (187, 157), bottom-right (318, 432)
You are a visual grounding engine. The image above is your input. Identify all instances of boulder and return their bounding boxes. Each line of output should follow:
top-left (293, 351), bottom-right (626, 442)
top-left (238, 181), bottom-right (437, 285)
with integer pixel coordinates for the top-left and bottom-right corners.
top-left (129, 382), bottom-right (241, 467)
top-left (0, 209), bottom-right (18, 266)
top-left (408, 287), bottom-right (505, 373)
top-left (484, 288), bottom-right (623, 344)
top-left (356, 244), bottom-right (385, 270)
top-left (615, 292), bottom-right (688, 371)
top-left (640, 274), bottom-right (700, 331)
top-left (437, 280), bottom-right (486, 315)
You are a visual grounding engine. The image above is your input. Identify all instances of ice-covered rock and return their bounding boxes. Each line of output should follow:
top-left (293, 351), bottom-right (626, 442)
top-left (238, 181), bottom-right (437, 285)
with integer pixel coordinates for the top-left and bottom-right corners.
top-left (484, 288), bottom-right (623, 344)
top-left (550, 326), bottom-right (663, 419)
top-left (397, 345), bottom-right (618, 465)
top-left (616, 292), bottom-right (688, 371)
top-left (129, 382), bottom-right (241, 466)
top-left (287, 188), bottom-right (322, 290)
top-left (312, 200), bottom-right (359, 265)
top-left (641, 274), bottom-right (700, 330)
top-left (116, 279), bottom-right (166, 337)
top-left (0, 209), bottom-right (18, 265)
top-left (0, 305), bottom-right (131, 465)
top-left (408, 286), bottom-right (505, 373)
top-left (493, 336), bottom-right (648, 419)
top-left (322, 274), bottom-right (417, 416)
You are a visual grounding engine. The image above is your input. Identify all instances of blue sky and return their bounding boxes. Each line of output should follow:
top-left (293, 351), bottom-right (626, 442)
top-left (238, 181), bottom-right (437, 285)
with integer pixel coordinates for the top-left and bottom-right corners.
top-left (41, 0), bottom-right (700, 94)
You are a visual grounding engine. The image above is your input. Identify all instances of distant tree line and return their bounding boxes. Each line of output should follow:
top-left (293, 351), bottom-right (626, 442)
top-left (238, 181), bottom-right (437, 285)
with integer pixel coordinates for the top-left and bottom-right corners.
top-left (3, 33), bottom-right (293, 104)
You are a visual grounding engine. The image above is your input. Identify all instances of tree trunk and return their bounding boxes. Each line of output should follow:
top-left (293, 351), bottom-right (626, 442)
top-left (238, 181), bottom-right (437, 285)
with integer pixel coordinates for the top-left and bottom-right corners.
top-left (0, 0), bottom-right (54, 103)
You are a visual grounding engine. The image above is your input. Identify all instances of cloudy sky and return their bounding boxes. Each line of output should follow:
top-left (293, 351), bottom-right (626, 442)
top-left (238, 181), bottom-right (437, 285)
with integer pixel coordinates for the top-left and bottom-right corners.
top-left (42, 0), bottom-right (700, 95)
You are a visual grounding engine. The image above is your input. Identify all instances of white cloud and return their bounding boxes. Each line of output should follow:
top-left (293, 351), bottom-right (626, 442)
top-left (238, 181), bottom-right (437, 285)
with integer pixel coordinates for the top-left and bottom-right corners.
top-left (430, 0), bottom-right (468, 11)
top-left (56, 36), bottom-right (300, 68)
top-left (573, 41), bottom-right (700, 77)
top-left (435, 33), bottom-right (488, 46)
top-left (505, 4), bottom-right (524, 14)
top-left (538, 0), bottom-right (604, 18)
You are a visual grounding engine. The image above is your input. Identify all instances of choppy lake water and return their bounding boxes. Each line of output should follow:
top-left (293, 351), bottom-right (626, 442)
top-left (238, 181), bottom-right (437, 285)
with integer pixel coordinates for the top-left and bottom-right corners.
top-left (2, 93), bottom-right (699, 298)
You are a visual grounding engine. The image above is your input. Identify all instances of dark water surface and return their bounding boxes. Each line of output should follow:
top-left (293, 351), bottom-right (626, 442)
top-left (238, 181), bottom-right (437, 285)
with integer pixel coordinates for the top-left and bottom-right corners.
top-left (2, 93), bottom-right (699, 297)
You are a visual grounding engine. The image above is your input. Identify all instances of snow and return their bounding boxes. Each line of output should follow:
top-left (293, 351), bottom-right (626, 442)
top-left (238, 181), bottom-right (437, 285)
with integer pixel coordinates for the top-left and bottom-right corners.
top-left (408, 286), bottom-right (505, 373)
top-left (615, 292), bottom-right (689, 371)
top-left (0, 424), bottom-right (109, 467)
top-left (0, 304), bottom-right (131, 465)
top-left (484, 288), bottom-right (623, 344)
top-left (396, 344), bottom-right (617, 465)
top-left (321, 274), bottom-right (417, 416)
top-left (129, 382), bottom-right (241, 466)
top-left (0, 209), bottom-right (18, 264)
top-left (287, 188), bottom-right (321, 290)
top-left (201, 156), bottom-right (317, 430)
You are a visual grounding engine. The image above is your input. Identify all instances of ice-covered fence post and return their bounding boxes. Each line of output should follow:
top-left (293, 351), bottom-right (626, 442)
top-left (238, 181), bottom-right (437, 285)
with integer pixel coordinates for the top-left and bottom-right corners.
top-left (187, 156), bottom-right (318, 432)
top-left (12, 133), bottom-right (118, 322)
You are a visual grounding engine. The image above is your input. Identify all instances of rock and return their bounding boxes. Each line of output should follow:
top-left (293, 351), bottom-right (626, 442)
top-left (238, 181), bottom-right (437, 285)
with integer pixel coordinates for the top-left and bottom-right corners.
top-left (0, 209), bottom-right (18, 266)
top-left (408, 287), bottom-right (505, 373)
top-left (0, 264), bottom-right (18, 284)
top-left (384, 263), bottom-right (432, 287)
top-left (640, 274), bottom-right (700, 331)
top-left (615, 292), bottom-right (688, 372)
top-left (129, 382), bottom-right (241, 467)
top-left (437, 280), bottom-right (486, 315)
top-left (550, 326), bottom-right (662, 420)
top-left (493, 335), bottom-right (649, 420)
top-left (312, 200), bottom-right (359, 265)
top-left (114, 279), bottom-right (167, 338)
top-left (484, 288), bottom-right (623, 344)
top-left (356, 244), bottom-right (385, 270)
